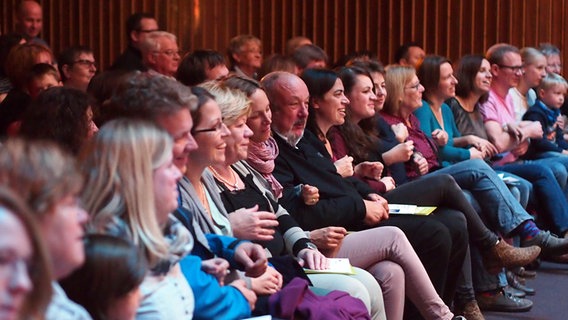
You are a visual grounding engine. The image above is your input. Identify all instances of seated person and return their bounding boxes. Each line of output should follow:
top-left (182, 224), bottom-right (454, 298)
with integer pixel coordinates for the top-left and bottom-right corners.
top-left (0, 139), bottom-right (92, 319)
top-left (227, 34), bottom-right (263, 80)
top-left (522, 72), bottom-right (568, 158)
top-left (176, 49), bottom-right (229, 86)
top-left (0, 187), bottom-right (51, 320)
top-left (262, 71), bottom-right (469, 318)
top-left (25, 63), bottom-right (62, 99)
top-left (60, 234), bottom-right (147, 320)
top-left (18, 86), bottom-right (98, 155)
top-left (80, 119), bottom-right (266, 320)
top-left (177, 84), bottom-right (378, 319)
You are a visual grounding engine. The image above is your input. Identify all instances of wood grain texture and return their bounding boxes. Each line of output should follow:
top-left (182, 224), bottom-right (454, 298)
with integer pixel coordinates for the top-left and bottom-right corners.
top-left (2, 0), bottom-right (568, 72)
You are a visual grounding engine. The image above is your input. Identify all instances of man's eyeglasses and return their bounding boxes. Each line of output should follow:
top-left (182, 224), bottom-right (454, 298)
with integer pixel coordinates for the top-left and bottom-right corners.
top-left (497, 64), bottom-right (524, 73)
top-left (136, 29), bottom-right (159, 33)
top-left (192, 121), bottom-right (226, 134)
top-left (155, 49), bottom-right (181, 57)
top-left (73, 59), bottom-right (96, 68)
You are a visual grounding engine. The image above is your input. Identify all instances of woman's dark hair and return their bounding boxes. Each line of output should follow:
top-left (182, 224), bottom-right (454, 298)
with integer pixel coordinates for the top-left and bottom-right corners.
top-left (336, 66), bottom-right (379, 163)
top-left (454, 54), bottom-right (489, 103)
top-left (176, 49), bottom-right (227, 86)
top-left (301, 68), bottom-right (340, 141)
top-left (19, 86), bottom-right (93, 155)
top-left (189, 85), bottom-right (215, 132)
top-left (60, 234), bottom-right (147, 320)
top-left (349, 59), bottom-right (385, 76)
top-left (417, 55), bottom-right (451, 100)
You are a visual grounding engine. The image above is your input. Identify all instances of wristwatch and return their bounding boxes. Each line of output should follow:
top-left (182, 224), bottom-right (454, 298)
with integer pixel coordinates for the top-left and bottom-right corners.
top-left (306, 242), bottom-right (318, 250)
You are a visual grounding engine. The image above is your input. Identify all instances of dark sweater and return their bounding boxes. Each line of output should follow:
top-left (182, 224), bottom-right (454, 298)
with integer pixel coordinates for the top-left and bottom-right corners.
top-left (522, 99), bottom-right (568, 158)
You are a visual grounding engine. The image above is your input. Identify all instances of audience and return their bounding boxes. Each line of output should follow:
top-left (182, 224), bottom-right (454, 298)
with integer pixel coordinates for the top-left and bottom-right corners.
top-left (19, 86), bottom-right (98, 155)
top-left (0, 42), bottom-right (54, 136)
top-left (60, 234), bottom-right (147, 320)
top-left (57, 46), bottom-right (97, 92)
top-left (227, 34), bottom-right (263, 79)
top-left (25, 63), bottom-right (62, 99)
top-left (0, 33), bottom-right (26, 102)
top-left (394, 42), bottom-right (425, 68)
top-left (176, 49), bottom-right (229, 86)
top-left (285, 36), bottom-right (312, 56)
top-left (3, 8), bottom-right (568, 319)
top-left (291, 44), bottom-right (328, 73)
top-left (0, 139), bottom-right (91, 319)
top-left (258, 54), bottom-right (298, 79)
top-left (140, 31), bottom-right (181, 78)
top-left (110, 12), bottom-right (159, 71)
top-left (15, 0), bottom-right (48, 47)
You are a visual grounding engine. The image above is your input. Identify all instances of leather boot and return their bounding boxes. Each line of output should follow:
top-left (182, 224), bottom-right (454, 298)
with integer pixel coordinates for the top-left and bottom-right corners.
top-left (455, 300), bottom-right (485, 320)
top-left (483, 240), bottom-right (541, 274)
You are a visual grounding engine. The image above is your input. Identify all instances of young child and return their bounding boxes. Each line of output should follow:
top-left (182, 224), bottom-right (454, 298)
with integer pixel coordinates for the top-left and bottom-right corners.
top-left (522, 72), bottom-right (568, 158)
top-left (25, 63), bottom-right (62, 99)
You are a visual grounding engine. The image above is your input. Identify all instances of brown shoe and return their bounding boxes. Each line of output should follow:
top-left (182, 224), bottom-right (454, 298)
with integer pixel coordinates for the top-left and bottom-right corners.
top-left (483, 240), bottom-right (541, 274)
top-left (455, 300), bottom-right (485, 320)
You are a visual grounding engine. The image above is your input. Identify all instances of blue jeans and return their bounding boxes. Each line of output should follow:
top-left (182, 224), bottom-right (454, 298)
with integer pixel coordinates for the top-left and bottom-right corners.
top-left (432, 159), bottom-right (533, 235)
top-left (526, 155), bottom-right (568, 190)
top-left (495, 161), bottom-right (568, 235)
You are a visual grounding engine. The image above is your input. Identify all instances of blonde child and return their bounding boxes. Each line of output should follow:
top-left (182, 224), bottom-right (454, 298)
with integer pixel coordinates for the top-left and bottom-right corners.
top-left (522, 73), bottom-right (568, 157)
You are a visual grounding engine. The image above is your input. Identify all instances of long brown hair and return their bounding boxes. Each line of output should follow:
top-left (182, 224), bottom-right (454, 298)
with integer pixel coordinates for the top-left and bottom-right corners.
top-left (336, 66), bottom-right (379, 163)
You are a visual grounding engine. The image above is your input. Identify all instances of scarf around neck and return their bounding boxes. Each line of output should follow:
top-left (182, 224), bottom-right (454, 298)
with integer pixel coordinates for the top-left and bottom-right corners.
top-left (246, 136), bottom-right (283, 198)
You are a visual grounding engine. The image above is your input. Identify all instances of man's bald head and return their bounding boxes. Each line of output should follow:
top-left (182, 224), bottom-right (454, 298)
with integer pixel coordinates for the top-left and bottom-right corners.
top-left (261, 72), bottom-right (310, 145)
top-left (16, 1), bottom-right (43, 39)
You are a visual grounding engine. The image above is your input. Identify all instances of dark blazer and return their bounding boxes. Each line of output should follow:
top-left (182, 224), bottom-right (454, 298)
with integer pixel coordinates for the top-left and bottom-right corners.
top-left (109, 45), bottom-right (148, 72)
top-left (273, 130), bottom-right (374, 231)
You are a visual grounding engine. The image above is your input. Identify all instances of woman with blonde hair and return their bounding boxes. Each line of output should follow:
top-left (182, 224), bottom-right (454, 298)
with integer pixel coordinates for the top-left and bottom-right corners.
top-left (0, 187), bottom-right (52, 320)
top-left (80, 119), bottom-right (193, 319)
top-left (0, 139), bottom-right (91, 319)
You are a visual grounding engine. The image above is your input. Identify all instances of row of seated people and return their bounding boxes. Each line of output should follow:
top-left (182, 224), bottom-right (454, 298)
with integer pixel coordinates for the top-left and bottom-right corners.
top-left (2, 7), bottom-right (568, 320)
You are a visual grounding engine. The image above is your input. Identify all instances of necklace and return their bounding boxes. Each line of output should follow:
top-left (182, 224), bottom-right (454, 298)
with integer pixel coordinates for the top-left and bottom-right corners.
top-left (208, 166), bottom-right (240, 189)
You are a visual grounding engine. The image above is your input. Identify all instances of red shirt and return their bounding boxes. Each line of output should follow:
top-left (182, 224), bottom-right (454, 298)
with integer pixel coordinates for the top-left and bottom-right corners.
top-left (379, 111), bottom-right (439, 179)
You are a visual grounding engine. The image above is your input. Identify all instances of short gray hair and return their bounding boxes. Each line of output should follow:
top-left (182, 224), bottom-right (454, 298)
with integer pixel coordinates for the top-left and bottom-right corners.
top-left (139, 31), bottom-right (177, 55)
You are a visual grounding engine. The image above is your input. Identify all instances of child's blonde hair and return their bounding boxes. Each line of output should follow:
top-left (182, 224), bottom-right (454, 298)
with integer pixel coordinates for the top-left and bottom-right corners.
top-left (539, 72), bottom-right (568, 92)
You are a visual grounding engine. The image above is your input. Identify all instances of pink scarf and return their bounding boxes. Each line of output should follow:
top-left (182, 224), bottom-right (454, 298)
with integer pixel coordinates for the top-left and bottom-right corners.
top-left (246, 137), bottom-right (284, 198)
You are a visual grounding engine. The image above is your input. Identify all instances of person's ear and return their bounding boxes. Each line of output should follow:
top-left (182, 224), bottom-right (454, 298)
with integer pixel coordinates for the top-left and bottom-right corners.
top-left (490, 64), bottom-right (500, 77)
top-left (62, 64), bottom-right (73, 79)
top-left (232, 52), bottom-right (242, 64)
top-left (538, 88), bottom-right (545, 99)
top-left (311, 98), bottom-right (320, 109)
top-left (130, 30), bottom-right (139, 43)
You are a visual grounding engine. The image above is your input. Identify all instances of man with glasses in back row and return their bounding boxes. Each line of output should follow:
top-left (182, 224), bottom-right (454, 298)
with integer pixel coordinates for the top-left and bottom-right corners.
top-left (140, 31), bottom-right (181, 79)
top-left (110, 12), bottom-right (159, 71)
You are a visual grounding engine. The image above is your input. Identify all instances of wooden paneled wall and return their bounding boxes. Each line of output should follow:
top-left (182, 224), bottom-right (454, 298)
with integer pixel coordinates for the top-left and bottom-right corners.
top-left (2, 0), bottom-right (568, 72)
